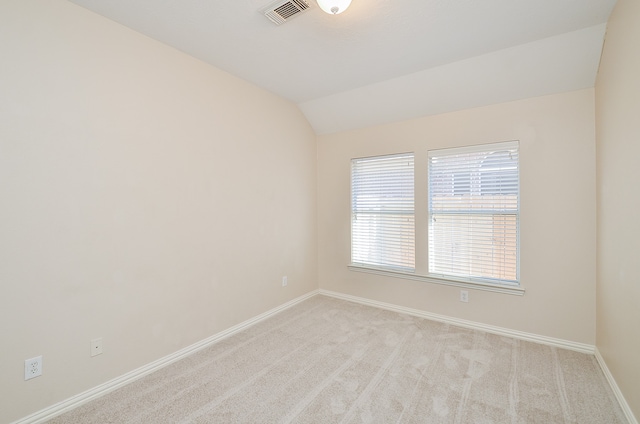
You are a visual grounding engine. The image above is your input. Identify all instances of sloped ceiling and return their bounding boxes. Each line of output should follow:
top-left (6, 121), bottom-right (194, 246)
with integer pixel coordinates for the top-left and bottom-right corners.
top-left (69, 0), bottom-right (617, 134)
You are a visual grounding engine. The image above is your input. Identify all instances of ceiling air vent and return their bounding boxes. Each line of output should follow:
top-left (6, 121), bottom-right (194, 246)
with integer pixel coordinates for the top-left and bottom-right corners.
top-left (262, 0), bottom-right (311, 25)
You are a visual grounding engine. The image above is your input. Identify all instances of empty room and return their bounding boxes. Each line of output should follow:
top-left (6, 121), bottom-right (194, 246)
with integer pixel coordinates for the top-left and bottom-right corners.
top-left (1, 0), bottom-right (638, 423)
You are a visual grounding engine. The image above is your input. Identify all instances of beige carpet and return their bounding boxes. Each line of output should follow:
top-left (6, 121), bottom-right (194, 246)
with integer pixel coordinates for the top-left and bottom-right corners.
top-left (48, 295), bottom-right (626, 423)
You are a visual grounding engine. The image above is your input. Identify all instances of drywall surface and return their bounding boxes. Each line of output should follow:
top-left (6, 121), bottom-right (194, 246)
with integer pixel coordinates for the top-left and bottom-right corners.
top-left (318, 89), bottom-right (596, 344)
top-left (301, 25), bottom-right (606, 134)
top-left (595, 0), bottom-right (640, 418)
top-left (0, 1), bottom-right (317, 422)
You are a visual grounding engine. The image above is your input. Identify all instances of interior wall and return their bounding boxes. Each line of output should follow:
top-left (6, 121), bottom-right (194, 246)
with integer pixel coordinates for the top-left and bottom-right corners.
top-left (595, 0), bottom-right (640, 418)
top-left (318, 89), bottom-right (596, 344)
top-left (0, 1), bottom-right (317, 422)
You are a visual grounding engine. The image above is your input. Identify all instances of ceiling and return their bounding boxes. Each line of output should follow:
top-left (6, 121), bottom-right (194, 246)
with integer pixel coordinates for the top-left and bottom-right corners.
top-left (68, 0), bottom-right (617, 134)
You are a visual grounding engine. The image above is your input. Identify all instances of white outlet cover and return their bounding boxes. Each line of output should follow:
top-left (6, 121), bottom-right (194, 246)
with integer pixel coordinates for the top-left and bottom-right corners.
top-left (282, 276), bottom-right (288, 287)
top-left (24, 356), bottom-right (42, 380)
top-left (460, 290), bottom-right (469, 303)
top-left (91, 338), bottom-right (103, 357)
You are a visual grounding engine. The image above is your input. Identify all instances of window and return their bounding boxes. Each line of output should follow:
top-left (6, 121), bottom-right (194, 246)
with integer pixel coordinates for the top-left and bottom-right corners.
top-left (428, 141), bottom-right (519, 285)
top-left (351, 153), bottom-right (415, 271)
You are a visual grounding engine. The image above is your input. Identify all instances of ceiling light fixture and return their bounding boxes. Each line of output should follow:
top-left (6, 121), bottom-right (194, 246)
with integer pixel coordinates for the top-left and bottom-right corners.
top-left (316, 0), bottom-right (352, 15)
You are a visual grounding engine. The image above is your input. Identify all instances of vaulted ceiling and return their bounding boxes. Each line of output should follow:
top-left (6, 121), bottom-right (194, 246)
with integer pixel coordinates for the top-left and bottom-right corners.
top-left (69, 0), bottom-right (617, 134)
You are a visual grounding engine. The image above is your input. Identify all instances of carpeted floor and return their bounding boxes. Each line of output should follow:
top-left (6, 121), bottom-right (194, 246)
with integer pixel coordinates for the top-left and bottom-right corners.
top-left (48, 295), bottom-right (626, 423)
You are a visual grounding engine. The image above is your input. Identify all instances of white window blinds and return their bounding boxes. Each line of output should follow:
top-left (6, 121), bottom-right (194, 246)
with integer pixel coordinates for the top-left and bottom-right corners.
top-left (351, 153), bottom-right (415, 271)
top-left (428, 141), bottom-right (519, 284)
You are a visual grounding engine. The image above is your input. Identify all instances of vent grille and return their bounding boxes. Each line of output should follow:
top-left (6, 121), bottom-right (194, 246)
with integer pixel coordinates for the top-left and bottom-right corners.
top-left (263, 0), bottom-right (310, 25)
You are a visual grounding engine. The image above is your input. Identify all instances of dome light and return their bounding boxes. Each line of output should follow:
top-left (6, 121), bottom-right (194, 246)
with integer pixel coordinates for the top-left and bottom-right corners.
top-left (316, 0), bottom-right (352, 15)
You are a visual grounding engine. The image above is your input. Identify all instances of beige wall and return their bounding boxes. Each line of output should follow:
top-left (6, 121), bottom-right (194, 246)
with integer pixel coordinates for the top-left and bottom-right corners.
top-left (595, 0), bottom-right (640, 418)
top-left (318, 89), bottom-right (597, 344)
top-left (0, 1), bottom-right (317, 422)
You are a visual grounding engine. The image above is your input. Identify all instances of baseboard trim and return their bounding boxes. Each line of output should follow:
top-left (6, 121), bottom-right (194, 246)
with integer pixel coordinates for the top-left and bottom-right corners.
top-left (319, 289), bottom-right (595, 354)
top-left (11, 290), bottom-right (320, 424)
top-left (594, 347), bottom-right (638, 424)
top-left (18, 289), bottom-right (631, 424)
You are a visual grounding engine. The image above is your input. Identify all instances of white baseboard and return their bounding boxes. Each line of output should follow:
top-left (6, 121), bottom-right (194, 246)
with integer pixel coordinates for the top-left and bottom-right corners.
top-left (595, 348), bottom-right (638, 424)
top-left (16, 289), bottom-right (635, 424)
top-left (11, 290), bottom-right (320, 424)
top-left (319, 289), bottom-right (595, 354)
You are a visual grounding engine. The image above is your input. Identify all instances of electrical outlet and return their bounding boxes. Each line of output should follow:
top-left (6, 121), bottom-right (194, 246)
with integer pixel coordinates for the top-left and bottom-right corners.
top-left (282, 276), bottom-right (288, 287)
top-left (91, 338), bottom-right (103, 357)
top-left (24, 356), bottom-right (42, 380)
top-left (460, 290), bottom-right (469, 303)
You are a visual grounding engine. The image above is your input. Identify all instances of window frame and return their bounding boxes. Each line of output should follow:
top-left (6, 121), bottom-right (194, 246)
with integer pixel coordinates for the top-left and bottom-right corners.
top-left (427, 141), bottom-right (520, 286)
top-left (347, 142), bottom-right (524, 296)
top-left (350, 152), bottom-right (416, 272)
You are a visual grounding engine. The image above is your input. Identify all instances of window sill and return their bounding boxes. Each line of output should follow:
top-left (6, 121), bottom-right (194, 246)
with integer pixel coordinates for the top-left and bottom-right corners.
top-left (347, 264), bottom-right (525, 296)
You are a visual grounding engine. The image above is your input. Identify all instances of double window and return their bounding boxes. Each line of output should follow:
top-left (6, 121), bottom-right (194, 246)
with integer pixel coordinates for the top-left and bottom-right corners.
top-left (350, 141), bottom-right (520, 287)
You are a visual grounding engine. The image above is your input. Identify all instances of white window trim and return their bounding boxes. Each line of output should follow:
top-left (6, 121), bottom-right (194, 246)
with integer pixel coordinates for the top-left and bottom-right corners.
top-left (347, 264), bottom-right (525, 296)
